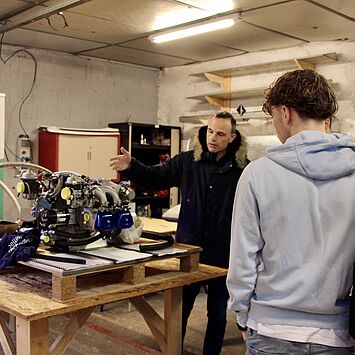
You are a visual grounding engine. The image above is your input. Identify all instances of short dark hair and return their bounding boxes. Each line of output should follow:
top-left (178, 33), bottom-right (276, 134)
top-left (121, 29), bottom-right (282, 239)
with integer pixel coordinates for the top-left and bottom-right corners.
top-left (213, 111), bottom-right (237, 133)
top-left (262, 69), bottom-right (338, 120)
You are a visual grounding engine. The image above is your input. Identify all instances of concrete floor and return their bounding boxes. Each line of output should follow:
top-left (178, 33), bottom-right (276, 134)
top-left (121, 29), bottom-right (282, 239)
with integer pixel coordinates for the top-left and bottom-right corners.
top-left (48, 290), bottom-right (246, 354)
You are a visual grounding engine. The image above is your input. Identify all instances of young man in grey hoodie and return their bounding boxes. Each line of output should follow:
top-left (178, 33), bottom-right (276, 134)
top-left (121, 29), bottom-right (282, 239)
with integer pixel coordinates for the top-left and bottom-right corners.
top-left (227, 69), bottom-right (355, 354)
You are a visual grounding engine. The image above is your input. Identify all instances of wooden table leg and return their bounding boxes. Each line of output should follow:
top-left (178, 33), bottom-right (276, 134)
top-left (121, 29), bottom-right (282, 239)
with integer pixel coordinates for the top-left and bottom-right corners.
top-left (0, 311), bottom-right (16, 355)
top-left (131, 286), bottom-right (183, 355)
top-left (130, 297), bottom-right (166, 352)
top-left (49, 306), bottom-right (95, 355)
top-left (16, 318), bottom-right (49, 355)
top-left (164, 287), bottom-right (182, 355)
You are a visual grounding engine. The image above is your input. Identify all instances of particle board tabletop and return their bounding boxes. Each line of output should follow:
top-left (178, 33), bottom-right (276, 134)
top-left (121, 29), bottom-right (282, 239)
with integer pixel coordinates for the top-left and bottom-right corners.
top-left (140, 217), bottom-right (178, 234)
top-left (0, 258), bottom-right (227, 322)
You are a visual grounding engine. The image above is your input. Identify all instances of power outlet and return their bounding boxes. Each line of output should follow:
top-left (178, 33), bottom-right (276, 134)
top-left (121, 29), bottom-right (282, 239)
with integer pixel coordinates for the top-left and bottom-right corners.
top-left (17, 134), bottom-right (32, 162)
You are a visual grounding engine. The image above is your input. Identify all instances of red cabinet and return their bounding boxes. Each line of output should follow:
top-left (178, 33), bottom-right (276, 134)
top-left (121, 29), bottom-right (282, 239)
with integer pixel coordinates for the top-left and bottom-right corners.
top-left (38, 127), bottom-right (120, 180)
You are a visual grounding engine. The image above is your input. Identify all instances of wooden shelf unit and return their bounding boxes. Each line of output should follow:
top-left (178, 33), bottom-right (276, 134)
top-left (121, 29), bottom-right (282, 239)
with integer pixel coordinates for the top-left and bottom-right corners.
top-left (180, 109), bottom-right (268, 124)
top-left (187, 86), bottom-right (266, 103)
top-left (190, 52), bottom-right (338, 78)
top-left (187, 52), bottom-right (338, 111)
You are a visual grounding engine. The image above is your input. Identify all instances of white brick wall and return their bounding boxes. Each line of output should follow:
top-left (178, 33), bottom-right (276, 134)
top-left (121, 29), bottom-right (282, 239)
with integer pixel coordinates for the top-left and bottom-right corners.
top-left (0, 44), bottom-right (159, 220)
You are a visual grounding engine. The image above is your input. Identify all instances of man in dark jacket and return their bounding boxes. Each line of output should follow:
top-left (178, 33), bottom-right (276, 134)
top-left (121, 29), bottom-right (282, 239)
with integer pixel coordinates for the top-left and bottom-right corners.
top-left (110, 112), bottom-right (248, 354)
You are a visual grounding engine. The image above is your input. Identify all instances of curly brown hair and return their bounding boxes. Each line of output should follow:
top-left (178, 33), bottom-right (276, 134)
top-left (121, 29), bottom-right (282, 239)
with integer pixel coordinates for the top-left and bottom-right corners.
top-left (262, 69), bottom-right (338, 120)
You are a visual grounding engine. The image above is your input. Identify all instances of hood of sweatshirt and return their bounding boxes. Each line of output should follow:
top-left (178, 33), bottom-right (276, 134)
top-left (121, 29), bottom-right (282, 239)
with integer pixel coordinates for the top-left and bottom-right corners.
top-left (193, 125), bottom-right (248, 168)
top-left (267, 131), bottom-right (355, 180)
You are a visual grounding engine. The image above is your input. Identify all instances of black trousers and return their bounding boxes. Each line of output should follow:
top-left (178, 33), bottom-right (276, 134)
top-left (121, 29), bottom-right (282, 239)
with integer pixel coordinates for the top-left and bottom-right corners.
top-left (182, 275), bottom-right (229, 355)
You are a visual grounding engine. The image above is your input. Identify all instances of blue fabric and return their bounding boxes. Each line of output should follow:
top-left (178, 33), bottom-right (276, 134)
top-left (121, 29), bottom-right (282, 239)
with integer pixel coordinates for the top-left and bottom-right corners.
top-left (0, 228), bottom-right (40, 269)
top-left (246, 329), bottom-right (353, 355)
top-left (182, 276), bottom-right (229, 355)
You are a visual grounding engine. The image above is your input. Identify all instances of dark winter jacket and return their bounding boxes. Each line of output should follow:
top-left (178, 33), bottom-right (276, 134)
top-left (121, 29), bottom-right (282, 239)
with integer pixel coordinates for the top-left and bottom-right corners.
top-left (123, 125), bottom-right (248, 268)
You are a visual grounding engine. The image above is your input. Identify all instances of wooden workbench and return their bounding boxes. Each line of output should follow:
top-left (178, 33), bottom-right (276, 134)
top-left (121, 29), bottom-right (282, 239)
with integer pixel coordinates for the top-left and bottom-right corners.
top-left (0, 251), bottom-right (227, 354)
top-left (140, 217), bottom-right (178, 234)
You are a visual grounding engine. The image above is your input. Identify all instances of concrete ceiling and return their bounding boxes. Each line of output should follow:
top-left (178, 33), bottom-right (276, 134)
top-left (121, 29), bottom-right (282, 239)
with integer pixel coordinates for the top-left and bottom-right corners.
top-left (0, 0), bottom-right (354, 69)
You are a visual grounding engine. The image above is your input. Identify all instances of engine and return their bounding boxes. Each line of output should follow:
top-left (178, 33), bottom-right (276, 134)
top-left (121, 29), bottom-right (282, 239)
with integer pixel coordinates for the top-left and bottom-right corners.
top-left (16, 169), bottom-right (136, 250)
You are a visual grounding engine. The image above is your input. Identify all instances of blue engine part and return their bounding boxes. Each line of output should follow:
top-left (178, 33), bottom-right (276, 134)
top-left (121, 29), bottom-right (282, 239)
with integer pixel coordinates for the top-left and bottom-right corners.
top-left (114, 210), bottom-right (133, 229)
top-left (95, 209), bottom-right (133, 233)
top-left (95, 210), bottom-right (116, 233)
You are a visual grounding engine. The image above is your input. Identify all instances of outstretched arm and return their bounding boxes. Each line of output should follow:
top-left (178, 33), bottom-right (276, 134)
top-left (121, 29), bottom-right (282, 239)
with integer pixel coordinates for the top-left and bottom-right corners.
top-left (110, 147), bottom-right (132, 172)
top-left (110, 148), bottom-right (186, 190)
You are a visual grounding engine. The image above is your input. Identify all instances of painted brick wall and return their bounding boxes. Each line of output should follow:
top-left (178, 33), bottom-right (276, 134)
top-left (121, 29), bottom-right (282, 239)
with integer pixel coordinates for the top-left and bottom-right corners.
top-left (0, 44), bottom-right (159, 221)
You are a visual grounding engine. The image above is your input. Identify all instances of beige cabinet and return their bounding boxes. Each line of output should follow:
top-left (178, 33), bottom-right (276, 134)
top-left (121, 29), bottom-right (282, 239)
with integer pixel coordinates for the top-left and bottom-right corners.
top-left (38, 128), bottom-right (120, 180)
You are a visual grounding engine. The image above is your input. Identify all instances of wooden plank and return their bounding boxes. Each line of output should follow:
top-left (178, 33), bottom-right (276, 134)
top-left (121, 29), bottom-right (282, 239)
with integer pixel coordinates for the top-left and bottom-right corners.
top-left (204, 72), bottom-right (224, 85)
top-left (131, 288), bottom-right (183, 355)
top-left (139, 217), bottom-right (177, 234)
top-left (206, 96), bottom-right (225, 108)
top-left (0, 253), bottom-right (227, 355)
top-left (164, 288), bottom-right (182, 355)
top-left (204, 73), bottom-right (231, 92)
top-left (130, 297), bottom-right (166, 352)
top-left (49, 307), bottom-right (95, 355)
top-left (52, 275), bottom-right (76, 302)
top-left (180, 109), bottom-right (267, 124)
top-left (8, 315), bottom-right (15, 333)
top-left (190, 52), bottom-right (338, 77)
top-left (294, 58), bottom-right (315, 70)
top-left (188, 87), bottom-right (266, 101)
top-left (0, 260), bottom-right (226, 322)
top-left (180, 253), bottom-right (199, 272)
top-left (16, 318), bottom-right (48, 355)
top-left (0, 311), bottom-right (15, 355)
top-left (122, 264), bottom-right (145, 284)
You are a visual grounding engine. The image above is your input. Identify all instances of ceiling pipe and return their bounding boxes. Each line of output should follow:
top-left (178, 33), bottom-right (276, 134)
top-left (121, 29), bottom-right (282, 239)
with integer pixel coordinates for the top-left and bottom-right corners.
top-left (0, 0), bottom-right (93, 34)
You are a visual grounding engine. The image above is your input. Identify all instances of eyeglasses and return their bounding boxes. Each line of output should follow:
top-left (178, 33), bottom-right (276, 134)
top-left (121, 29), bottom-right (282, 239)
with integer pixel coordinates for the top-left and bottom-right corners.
top-left (262, 104), bottom-right (280, 117)
top-left (262, 104), bottom-right (272, 116)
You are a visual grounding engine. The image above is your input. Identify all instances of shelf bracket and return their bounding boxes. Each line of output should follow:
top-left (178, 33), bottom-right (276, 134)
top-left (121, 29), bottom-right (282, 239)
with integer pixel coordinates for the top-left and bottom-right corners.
top-left (204, 73), bottom-right (231, 111)
top-left (204, 73), bottom-right (231, 92)
top-left (205, 96), bottom-right (231, 111)
top-left (294, 59), bottom-right (315, 70)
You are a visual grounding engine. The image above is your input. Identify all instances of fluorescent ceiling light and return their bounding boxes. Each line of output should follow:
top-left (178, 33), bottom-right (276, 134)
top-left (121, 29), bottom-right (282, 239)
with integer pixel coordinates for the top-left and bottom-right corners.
top-left (153, 0), bottom-right (233, 30)
top-left (149, 16), bottom-right (237, 44)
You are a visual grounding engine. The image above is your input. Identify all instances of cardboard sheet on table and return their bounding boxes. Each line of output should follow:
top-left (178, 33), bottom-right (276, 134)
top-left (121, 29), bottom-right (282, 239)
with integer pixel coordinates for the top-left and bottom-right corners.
top-left (20, 251), bottom-right (112, 272)
top-left (79, 247), bottom-right (152, 263)
top-left (119, 244), bottom-right (188, 257)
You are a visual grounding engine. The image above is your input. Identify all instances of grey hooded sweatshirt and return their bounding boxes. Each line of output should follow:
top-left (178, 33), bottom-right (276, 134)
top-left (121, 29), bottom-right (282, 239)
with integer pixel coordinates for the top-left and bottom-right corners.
top-left (227, 131), bottom-right (355, 330)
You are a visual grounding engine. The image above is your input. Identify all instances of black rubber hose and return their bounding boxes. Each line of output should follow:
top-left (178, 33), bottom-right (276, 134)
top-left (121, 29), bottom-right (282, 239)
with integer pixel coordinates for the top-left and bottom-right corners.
top-left (139, 231), bottom-right (174, 252)
top-left (54, 233), bottom-right (103, 247)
